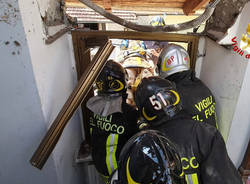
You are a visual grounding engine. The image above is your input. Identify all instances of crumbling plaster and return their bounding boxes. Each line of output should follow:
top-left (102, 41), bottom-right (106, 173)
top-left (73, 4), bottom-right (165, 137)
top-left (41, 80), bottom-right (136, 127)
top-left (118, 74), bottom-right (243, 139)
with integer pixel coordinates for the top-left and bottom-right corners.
top-left (205, 0), bottom-right (250, 41)
top-left (35, 0), bottom-right (64, 26)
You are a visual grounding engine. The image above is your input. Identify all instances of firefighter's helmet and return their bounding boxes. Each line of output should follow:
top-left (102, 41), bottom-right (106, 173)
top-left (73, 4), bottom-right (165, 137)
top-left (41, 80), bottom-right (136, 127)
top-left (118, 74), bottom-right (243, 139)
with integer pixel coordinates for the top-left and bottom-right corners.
top-left (109, 130), bottom-right (184, 184)
top-left (158, 44), bottom-right (190, 78)
top-left (96, 60), bottom-right (127, 95)
top-left (135, 77), bottom-right (182, 126)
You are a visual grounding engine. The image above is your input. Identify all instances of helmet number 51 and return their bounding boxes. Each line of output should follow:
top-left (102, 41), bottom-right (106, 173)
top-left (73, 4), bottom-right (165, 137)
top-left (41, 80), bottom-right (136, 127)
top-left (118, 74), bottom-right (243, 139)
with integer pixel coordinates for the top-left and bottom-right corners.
top-left (149, 93), bottom-right (167, 110)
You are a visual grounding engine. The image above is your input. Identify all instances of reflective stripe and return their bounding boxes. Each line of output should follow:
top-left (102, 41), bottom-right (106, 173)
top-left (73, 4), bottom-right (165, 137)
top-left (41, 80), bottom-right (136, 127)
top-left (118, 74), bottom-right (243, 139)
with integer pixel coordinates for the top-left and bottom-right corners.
top-left (192, 173), bottom-right (199, 184)
top-left (106, 134), bottom-right (119, 175)
top-left (112, 134), bottom-right (118, 170)
top-left (106, 135), bottom-right (112, 174)
top-left (185, 173), bottom-right (199, 184)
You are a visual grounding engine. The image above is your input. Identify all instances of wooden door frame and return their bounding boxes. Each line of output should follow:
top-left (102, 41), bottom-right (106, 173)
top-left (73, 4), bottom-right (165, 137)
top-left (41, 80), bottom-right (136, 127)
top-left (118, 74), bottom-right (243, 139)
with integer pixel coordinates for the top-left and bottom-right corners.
top-left (71, 30), bottom-right (200, 145)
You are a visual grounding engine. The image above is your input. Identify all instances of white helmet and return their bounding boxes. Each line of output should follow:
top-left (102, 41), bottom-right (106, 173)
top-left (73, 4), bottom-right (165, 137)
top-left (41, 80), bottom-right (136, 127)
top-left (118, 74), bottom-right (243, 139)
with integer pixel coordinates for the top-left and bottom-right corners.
top-left (158, 44), bottom-right (190, 78)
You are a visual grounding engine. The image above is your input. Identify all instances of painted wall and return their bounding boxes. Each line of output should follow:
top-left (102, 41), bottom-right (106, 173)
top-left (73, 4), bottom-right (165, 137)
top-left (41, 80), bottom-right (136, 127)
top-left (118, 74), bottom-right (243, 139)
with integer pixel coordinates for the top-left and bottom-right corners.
top-left (224, 2), bottom-right (250, 168)
top-left (227, 58), bottom-right (250, 168)
top-left (18, 0), bottom-right (86, 183)
top-left (0, 0), bottom-right (58, 183)
top-left (200, 38), bottom-right (247, 140)
top-left (198, 2), bottom-right (250, 167)
top-left (0, 0), bottom-right (86, 183)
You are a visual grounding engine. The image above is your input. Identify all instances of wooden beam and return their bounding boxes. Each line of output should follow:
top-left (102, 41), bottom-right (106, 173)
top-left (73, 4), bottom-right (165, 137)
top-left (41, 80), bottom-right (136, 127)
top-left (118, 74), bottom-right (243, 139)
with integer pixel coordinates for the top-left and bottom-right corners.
top-left (66, 0), bottom-right (185, 3)
top-left (72, 33), bottom-right (107, 146)
top-left (183, 0), bottom-right (210, 15)
top-left (103, 0), bottom-right (112, 11)
top-left (66, 1), bottom-right (184, 8)
top-left (72, 30), bottom-right (198, 42)
top-left (72, 30), bottom-right (200, 70)
top-left (239, 141), bottom-right (250, 182)
top-left (30, 40), bottom-right (114, 169)
top-left (65, 0), bottom-right (186, 12)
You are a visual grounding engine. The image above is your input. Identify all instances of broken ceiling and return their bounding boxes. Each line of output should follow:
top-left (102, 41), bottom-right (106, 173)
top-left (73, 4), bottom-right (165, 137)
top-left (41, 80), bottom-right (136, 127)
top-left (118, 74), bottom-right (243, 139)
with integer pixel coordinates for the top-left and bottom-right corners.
top-left (205, 0), bottom-right (250, 41)
top-left (65, 0), bottom-right (210, 15)
top-left (41, 0), bottom-right (250, 42)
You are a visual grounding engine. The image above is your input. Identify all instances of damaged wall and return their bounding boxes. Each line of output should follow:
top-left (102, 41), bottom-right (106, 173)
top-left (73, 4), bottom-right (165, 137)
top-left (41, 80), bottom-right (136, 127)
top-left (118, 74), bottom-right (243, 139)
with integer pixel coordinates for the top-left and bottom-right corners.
top-left (18, 0), bottom-right (86, 183)
top-left (199, 38), bottom-right (247, 140)
top-left (205, 0), bottom-right (250, 41)
top-left (0, 0), bottom-right (58, 183)
top-left (225, 2), bottom-right (250, 168)
top-left (0, 0), bottom-right (86, 183)
top-left (35, 0), bottom-right (64, 26)
top-left (198, 2), bottom-right (250, 166)
top-left (219, 1), bottom-right (250, 46)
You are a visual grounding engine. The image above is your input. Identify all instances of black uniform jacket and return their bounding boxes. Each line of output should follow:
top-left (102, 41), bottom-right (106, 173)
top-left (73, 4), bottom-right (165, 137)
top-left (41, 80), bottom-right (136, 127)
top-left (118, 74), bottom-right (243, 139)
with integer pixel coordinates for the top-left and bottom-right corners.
top-left (167, 70), bottom-right (217, 127)
top-left (89, 102), bottom-right (138, 177)
top-left (153, 111), bottom-right (242, 184)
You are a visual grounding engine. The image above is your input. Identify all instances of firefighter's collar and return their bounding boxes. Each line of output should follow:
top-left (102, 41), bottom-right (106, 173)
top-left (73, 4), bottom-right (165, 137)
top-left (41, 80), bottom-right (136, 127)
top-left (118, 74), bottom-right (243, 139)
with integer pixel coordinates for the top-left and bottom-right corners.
top-left (86, 95), bottom-right (123, 117)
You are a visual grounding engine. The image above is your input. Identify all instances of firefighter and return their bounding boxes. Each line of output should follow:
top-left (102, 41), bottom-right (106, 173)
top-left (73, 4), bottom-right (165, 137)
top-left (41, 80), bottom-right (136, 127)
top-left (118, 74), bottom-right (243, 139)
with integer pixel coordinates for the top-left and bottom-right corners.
top-left (109, 129), bottom-right (185, 184)
top-left (158, 44), bottom-right (217, 127)
top-left (86, 60), bottom-right (139, 183)
top-left (134, 76), bottom-right (243, 184)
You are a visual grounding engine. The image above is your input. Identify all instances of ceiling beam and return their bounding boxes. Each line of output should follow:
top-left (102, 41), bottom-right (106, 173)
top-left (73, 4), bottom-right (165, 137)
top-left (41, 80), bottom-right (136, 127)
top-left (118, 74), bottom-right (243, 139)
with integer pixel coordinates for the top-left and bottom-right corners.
top-left (65, 0), bottom-right (185, 9)
top-left (183, 0), bottom-right (210, 15)
top-left (103, 0), bottom-right (112, 11)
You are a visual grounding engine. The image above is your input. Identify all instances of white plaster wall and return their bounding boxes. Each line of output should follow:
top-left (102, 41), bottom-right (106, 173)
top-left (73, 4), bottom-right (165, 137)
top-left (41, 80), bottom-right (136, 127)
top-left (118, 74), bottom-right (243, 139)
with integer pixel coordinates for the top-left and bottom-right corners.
top-left (0, 0), bottom-right (86, 183)
top-left (200, 38), bottom-right (248, 140)
top-left (226, 61), bottom-right (250, 168)
top-left (0, 0), bottom-right (58, 183)
top-left (199, 2), bottom-right (250, 168)
top-left (225, 2), bottom-right (250, 168)
top-left (18, 0), bottom-right (86, 184)
top-left (197, 2), bottom-right (250, 167)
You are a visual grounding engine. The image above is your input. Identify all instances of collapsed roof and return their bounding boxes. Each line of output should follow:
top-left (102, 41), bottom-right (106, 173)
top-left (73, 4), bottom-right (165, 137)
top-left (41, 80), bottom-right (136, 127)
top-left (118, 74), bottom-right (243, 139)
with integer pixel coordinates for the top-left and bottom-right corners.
top-left (41, 0), bottom-right (250, 43)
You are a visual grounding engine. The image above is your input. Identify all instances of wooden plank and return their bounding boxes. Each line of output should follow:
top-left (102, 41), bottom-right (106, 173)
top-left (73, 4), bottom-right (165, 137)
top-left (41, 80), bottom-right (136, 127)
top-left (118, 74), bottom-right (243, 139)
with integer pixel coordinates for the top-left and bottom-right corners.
top-left (111, 0), bottom-right (185, 3)
top-left (72, 32), bottom-right (92, 144)
top-left (85, 37), bottom-right (108, 47)
top-left (188, 36), bottom-right (199, 70)
top-left (67, 1), bottom-right (184, 8)
top-left (239, 141), bottom-right (250, 181)
top-left (30, 41), bottom-right (114, 169)
top-left (66, 0), bottom-right (185, 3)
top-left (65, 0), bottom-right (185, 10)
top-left (72, 30), bottom-right (199, 69)
top-left (103, 0), bottom-right (112, 11)
top-left (183, 0), bottom-right (211, 15)
top-left (112, 2), bottom-right (184, 8)
top-left (72, 30), bottom-right (198, 42)
top-left (66, 3), bottom-right (184, 12)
